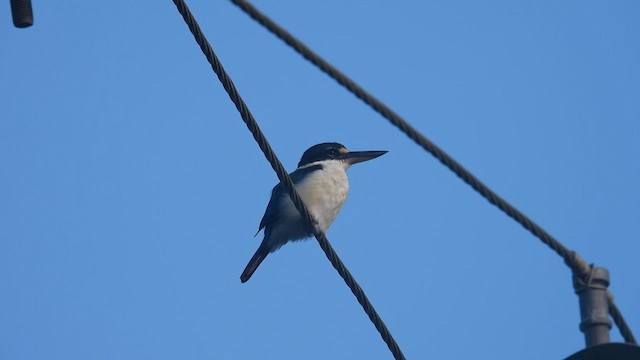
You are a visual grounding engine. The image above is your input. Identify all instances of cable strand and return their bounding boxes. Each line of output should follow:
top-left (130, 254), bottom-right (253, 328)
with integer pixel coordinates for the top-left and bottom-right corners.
top-left (608, 294), bottom-right (638, 344)
top-left (171, 1), bottom-right (406, 359)
top-left (230, 0), bottom-right (636, 344)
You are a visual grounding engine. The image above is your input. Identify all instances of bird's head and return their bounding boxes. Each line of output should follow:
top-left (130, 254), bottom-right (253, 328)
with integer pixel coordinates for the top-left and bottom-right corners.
top-left (297, 142), bottom-right (387, 168)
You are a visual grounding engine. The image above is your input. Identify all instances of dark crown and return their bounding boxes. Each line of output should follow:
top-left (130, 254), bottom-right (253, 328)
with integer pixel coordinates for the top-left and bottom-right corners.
top-left (298, 142), bottom-right (347, 167)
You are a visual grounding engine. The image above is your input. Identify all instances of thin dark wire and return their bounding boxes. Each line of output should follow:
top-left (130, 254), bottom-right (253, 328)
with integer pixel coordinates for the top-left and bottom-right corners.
top-left (608, 293), bottom-right (638, 344)
top-left (230, 0), bottom-right (637, 344)
top-left (170, 1), bottom-right (406, 359)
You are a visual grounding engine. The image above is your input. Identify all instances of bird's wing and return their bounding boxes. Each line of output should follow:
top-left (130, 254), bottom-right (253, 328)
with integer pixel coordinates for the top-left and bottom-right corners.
top-left (256, 164), bottom-right (323, 234)
top-left (256, 184), bottom-right (282, 235)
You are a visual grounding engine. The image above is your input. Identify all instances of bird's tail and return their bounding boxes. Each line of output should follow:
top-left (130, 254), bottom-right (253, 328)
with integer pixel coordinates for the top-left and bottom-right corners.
top-left (240, 245), bottom-right (269, 283)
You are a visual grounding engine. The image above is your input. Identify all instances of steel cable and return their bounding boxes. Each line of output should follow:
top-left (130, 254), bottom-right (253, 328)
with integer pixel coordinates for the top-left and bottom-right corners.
top-left (171, 0), bottom-right (407, 358)
top-left (230, 0), bottom-right (636, 344)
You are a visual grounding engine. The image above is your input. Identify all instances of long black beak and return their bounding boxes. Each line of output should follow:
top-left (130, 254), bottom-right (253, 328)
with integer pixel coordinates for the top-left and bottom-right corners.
top-left (343, 150), bottom-right (387, 165)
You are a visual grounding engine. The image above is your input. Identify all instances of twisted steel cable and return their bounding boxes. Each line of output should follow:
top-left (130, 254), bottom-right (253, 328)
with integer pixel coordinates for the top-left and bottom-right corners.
top-left (171, 1), bottom-right (407, 359)
top-left (230, 0), bottom-right (636, 344)
top-left (608, 293), bottom-right (638, 344)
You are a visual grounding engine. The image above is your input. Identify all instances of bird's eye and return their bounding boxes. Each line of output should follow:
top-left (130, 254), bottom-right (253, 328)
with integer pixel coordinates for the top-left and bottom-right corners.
top-left (328, 149), bottom-right (338, 157)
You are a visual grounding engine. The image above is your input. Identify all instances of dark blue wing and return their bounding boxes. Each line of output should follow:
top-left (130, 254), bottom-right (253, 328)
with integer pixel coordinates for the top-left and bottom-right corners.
top-left (256, 164), bottom-right (323, 234)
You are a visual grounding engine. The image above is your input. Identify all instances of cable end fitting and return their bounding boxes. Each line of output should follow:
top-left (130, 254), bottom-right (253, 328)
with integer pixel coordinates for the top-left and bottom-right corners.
top-left (573, 266), bottom-right (612, 347)
top-left (11, 0), bottom-right (34, 28)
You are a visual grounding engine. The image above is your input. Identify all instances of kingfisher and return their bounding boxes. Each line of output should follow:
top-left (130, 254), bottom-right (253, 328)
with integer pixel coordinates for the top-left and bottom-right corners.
top-left (240, 142), bottom-right (387, 283)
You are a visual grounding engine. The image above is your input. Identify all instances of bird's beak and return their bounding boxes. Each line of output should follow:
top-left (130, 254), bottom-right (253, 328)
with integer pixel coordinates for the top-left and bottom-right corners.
top-left (343, 150), bottom-right (388, 165)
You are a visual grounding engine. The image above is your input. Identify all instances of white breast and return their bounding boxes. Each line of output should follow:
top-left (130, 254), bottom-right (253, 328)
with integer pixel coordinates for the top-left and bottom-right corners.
top-left (295, 160), bottom-right (350, 232)
top-left (264, 160), bottom-right (350, 251)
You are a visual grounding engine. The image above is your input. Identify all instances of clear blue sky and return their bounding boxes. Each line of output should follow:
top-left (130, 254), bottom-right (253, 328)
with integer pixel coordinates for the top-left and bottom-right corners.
top-left (2, 1), bottom-right (639, 359)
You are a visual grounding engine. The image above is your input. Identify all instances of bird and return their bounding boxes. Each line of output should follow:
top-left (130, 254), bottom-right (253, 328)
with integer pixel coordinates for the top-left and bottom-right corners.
top-left (240, 142), bottom-right (387, 283)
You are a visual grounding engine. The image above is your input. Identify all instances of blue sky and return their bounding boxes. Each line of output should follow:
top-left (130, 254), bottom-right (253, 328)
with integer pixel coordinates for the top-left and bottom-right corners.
top-left (2, 1), bottom-right (639, 359)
